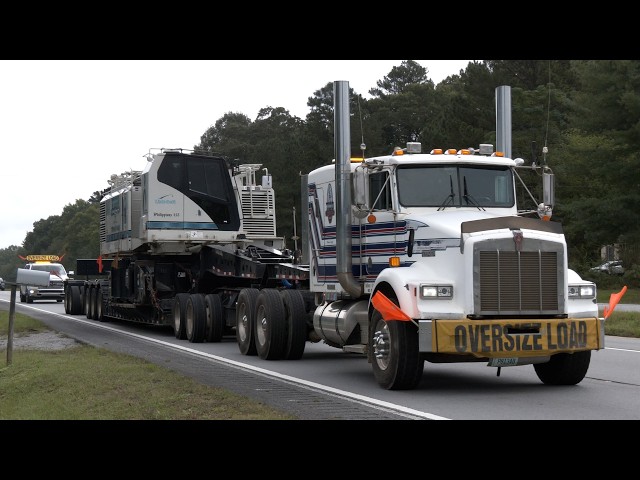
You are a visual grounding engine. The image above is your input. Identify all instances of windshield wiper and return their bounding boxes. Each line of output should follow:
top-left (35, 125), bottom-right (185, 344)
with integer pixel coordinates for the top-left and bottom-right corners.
top-left (463, 176), bottom-right (485, 211)
top-left (437, 175), bottom-right (456, 211)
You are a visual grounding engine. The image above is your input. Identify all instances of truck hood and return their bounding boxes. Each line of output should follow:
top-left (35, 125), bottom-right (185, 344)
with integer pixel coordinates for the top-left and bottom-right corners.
top-left (405, 210), bottom-right (505, 239)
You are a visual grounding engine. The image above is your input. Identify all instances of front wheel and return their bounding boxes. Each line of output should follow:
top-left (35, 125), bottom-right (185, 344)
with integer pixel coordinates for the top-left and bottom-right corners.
top-left (369, 300), bottom-right (424, 390)
top-left (534, 350), bottom-right (591, 385)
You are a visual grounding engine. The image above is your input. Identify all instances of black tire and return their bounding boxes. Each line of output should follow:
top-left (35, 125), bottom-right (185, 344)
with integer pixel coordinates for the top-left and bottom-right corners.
top-left (89, 288), bottom-right (98, 320)
top-left (84, 287), bottom-right (92, 319)
top-left (69, 285), bottom-right (82, 315)
top-left (173, 293), bottom-right (190, 340)
top-left (534, 350), bottom-right (591, 385)
top-left (281, 289), bottom-right (307, 360)
top-left (80, 286), bottom-right (86, 314)
top-left (255, 289), bottom-right (287, 360)
top-left (19, 289), bottom-right (25, 302)
top-left (204, 293), bottom-right (224, 343)
top-left (236, 288), bottom-right (260, 356)
top-left (64, 289), bottom-right (71, 313)
top-left (26, 292), bottom-right (33, 304)
top-left (369, 297), bottom-right (424, 390)
top-left (186, 294), bottom-right (207, 343)
top-left (95, 288), bottom-right (107, 322)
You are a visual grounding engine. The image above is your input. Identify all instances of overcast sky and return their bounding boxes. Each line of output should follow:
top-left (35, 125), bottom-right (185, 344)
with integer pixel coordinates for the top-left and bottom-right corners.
top-left (0, 60), bottom-right (472, 250)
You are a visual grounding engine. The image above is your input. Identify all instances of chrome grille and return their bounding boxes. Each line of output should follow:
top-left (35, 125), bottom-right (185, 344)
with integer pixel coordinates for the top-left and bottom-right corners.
top-left (475, 239), bottom-right (564, 315)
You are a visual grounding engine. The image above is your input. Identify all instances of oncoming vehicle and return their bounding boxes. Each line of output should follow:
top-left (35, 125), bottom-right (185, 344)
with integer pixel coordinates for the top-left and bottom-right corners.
top-left (590, 260), bottom-right (624, 275)
top-left (18, 254), bottom-right (70, 303)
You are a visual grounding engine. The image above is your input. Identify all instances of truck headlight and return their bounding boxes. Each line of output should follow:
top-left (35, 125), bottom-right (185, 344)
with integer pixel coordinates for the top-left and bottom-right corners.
top-left (568, 283), bottom-right (596, 299)
top-left (420, 284), bottom-right (453, 299)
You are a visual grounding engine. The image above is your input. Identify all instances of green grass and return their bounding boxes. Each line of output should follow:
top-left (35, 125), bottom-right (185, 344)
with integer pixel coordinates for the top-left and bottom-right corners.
top-left (598, 286), bottom-right (638, 304)
top-left (0, 311), bottom-right (296, 420)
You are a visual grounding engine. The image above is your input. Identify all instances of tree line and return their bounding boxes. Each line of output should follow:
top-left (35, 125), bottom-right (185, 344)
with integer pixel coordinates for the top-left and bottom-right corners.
top-left (1, 60), bottom-right (638, 287)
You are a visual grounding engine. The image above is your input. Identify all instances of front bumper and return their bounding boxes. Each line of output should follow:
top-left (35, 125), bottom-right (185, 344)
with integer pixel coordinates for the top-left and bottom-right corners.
top-left (419, 317), bottom-right (604, 358)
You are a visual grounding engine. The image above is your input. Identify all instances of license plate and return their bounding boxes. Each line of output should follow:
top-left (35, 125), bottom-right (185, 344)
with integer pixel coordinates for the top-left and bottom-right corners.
top-left (489, 357), bottom-right (518, 367)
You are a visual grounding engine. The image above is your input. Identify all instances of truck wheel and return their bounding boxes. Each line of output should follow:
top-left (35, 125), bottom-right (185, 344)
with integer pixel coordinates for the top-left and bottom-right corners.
top-left (236, 288), bottom-right (260, 356)
top-left (369, 300), bottom-right (424, 390)
top-left (88, 288), bottom-right (97, 320)
top-left (186, 294), bottom-right (206, 343)
top-left (20, 289), bottom-right (25, 302)
top-left (534, 351), bottom-right (591, 385)
top-left (95, 288), bottom-right (108, 322)
top-left (80, 286), bottom-right (86, 315)
top-left (69, 285), bottom-right (82, 315)
top-left (281, 289), bottom-right (307, 360)
top-left (64, 288), bottom-right (71, 313)
top-left (255, 289), bottom-right (287, 360)
top-left (84, 288), bottom-right (92, 319)
top-left (26, 292), bottom-right (33, 304)
top-left (205, 294), bottom-right (224, 343)
top-left (173, 293), bottom-right (190, 340)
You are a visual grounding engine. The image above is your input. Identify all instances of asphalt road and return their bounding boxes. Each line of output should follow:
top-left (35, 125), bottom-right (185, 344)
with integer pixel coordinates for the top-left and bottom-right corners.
top-left (2, 290), bottom-right (640, 421)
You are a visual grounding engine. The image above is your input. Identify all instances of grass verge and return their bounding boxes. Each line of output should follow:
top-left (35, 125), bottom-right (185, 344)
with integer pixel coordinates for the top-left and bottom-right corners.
top-left (0, 311), bottom-right (295, 420)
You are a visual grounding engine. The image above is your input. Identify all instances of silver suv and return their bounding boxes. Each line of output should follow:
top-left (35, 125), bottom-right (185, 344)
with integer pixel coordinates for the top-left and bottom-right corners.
top-left (590, 260), bottom-right (624, 275)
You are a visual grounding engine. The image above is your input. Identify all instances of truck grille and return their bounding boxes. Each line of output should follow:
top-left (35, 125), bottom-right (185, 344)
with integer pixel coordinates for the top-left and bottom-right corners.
top-left (474, 239), bottom-right (564, 315)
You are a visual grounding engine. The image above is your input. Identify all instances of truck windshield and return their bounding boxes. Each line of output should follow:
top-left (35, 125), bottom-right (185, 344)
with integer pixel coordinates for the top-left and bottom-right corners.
top-left (396, 165), bottom-right (514, 208)
top-left (31, 264), bottom-right (67, 276)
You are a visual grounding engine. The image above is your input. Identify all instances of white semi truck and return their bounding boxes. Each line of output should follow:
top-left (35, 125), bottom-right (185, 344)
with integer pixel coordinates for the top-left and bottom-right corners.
top-left (64, 82), bottom-right (604, 390)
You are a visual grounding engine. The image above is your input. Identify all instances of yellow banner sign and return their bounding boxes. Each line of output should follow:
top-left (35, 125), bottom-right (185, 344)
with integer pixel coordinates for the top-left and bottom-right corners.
top-left (434, 318), bottom-right (602, 357)
top-left (25, 254), bottom-right (61, 262)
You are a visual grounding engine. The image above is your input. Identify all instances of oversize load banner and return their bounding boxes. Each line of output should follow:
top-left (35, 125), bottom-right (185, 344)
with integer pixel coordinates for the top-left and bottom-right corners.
top-left (434, 318), bottom-right (601, 357)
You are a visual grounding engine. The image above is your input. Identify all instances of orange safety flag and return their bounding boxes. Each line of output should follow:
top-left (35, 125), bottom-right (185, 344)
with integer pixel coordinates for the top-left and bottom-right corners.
top-left (371, 291), bottom-right (412, 322)
top-left (603, 285), bottom-right (628, 320)
top-left (96, 256), bottom-right (103, 273)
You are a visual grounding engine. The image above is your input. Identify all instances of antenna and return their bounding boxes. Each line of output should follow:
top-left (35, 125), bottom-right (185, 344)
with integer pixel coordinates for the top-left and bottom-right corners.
top-left (357, 95), bottom-right (366, 157)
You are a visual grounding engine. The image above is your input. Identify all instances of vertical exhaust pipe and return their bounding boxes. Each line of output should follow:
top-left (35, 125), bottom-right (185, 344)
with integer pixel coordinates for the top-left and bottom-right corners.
top-left (495, 85), bottom-right (512, 158)
top-left (334, 81), bottom-right (363, 299)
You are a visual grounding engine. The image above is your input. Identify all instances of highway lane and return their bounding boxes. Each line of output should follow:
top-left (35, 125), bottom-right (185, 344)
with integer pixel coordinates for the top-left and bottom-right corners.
top-left (2, 290), bottom-right (639, 420)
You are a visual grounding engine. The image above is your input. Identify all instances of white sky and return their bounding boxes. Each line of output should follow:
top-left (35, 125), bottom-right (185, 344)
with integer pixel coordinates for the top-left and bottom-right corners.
top-left (0, 59), bottom-right (472, 250)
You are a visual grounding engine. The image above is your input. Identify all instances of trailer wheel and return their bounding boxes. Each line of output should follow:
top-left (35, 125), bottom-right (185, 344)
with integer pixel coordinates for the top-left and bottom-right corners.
top-left (84, 287), bottom-right (92, 319)
top-left (173, 293), bottom-right (190, 340)
top-left (255, 289), bottom-right (287, 360)
top-left (88, 288), bottom-right (98, 320)
top-left (369, 298), bottom-right (424, 390)
top-left (186, 294), bottom-right (207, 343)
top-left (205, 294), bottom-right (224, 343)
top-left (69, 285), bottom-right (83, 315)
top-left (95, 288), bottom-right (108, 322)
top-left (80, 286), bottom-right (86, 315)
top-left (281, 289), bottom-right (307, 360)
top-left (236, 288), bottom-right (260, 356)
top-left (64, 288), bottom-right (71, 313)
top-left (534, 350), bottom-right (591, 385)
